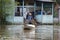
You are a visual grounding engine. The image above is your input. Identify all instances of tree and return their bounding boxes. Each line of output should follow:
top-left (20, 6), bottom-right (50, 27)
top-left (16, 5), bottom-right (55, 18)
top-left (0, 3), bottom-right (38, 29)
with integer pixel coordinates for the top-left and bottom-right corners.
top-left (0, 0), bottom-right (15, 24)
top-left (56, 0), bottom-right (60, 5)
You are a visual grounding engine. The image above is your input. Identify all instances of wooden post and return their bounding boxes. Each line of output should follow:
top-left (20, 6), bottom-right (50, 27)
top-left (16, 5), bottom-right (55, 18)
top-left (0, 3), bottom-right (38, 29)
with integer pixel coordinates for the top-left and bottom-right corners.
top-left (58, 7), bottom-right (60, 40)
top-left (58, 7), bottom-right (60, 24)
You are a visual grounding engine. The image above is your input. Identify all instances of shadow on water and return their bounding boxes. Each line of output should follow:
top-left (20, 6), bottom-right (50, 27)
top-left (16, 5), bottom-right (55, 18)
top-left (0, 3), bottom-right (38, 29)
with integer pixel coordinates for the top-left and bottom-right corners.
top-left (0, 25), bottom-right (6, 38)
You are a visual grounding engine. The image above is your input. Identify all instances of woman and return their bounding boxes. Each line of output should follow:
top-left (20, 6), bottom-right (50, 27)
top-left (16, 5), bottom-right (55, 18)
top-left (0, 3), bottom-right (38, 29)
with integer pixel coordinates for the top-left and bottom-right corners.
top-left (26, 12), bottom-right (33, 24)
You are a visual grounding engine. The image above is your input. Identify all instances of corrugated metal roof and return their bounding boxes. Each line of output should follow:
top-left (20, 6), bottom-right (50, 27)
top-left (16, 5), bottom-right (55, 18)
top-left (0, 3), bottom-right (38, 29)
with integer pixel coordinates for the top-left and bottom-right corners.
top-left (36, 0), bottom-right (56, 2)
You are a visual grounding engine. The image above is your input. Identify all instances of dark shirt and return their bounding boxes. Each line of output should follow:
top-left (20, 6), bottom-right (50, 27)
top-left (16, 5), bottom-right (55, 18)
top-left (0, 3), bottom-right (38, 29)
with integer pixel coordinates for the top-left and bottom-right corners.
top-left (26, 15), bottom-right (33, 21)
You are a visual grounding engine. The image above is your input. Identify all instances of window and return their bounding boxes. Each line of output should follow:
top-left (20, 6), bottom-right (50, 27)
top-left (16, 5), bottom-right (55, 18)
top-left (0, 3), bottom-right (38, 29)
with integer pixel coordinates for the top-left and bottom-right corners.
top-left (24, 0), bottom-right (34, 6)
top-left (15, 0), bottom-right (23, 6)
top-left (15, 7), bottom-right (20, 16)
top-left (15, 7), bottom-right (23, 16)
top-left (43, 2), bottom-right (52, 15)
top-left (36, 1), bottom-right (42, 15)
top-left (15, 0), bottom-right (23, 16)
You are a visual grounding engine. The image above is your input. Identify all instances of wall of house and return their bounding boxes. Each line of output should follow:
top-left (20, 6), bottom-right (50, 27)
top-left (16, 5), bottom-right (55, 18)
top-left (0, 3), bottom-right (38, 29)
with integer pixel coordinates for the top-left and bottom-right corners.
top-left (35, 15), bottom-right (53, 23)
top-left (6, 16), bottom-right (24, 24)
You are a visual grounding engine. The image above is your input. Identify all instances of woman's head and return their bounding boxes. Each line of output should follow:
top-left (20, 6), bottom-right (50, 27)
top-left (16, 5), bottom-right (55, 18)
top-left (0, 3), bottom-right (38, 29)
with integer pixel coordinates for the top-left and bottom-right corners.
top-left (28, 12), bottom-right (32, 15)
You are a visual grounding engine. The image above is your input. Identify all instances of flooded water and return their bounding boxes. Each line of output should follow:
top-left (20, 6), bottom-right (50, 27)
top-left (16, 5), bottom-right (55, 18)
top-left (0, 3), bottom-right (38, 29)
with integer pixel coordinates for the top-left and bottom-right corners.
top-left (0, 25), bottom-right (59, 40)
top-left (35, 25), bottom-right (53, 40)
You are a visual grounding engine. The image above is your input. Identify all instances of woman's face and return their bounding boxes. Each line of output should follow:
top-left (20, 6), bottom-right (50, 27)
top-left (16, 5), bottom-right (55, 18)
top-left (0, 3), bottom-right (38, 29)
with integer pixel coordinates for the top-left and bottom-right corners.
top-left (29, 13), bottom-right (32, 15)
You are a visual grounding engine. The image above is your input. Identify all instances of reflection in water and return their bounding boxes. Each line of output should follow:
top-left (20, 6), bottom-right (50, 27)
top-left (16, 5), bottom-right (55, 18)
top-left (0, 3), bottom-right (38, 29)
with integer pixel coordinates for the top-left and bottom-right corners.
top-left (24, 27), bottom-right (35, 39)
top-left (0, 25), bottom-right (6, 38)
top-left (0, 25), bottom-right (58, 40)
top-left (0, 25), bottom-right (24, 40)
top-left (35, 25), bottom-right (53, 40)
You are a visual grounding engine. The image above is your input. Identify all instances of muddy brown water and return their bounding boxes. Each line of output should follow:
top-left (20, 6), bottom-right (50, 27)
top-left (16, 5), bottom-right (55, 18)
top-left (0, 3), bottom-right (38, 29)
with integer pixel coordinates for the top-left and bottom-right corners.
top-left (0, 25), bottom-right (59, 40)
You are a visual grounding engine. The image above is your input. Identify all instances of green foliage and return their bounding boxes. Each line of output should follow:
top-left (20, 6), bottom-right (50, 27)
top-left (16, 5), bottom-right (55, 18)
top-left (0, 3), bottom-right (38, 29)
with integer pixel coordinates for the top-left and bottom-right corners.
top-left (0, 0), bottom-right (15, 24)
top-left (54, 10), bottom-right (58, 17)
top-left (56, 0), bottom-right (60, 5)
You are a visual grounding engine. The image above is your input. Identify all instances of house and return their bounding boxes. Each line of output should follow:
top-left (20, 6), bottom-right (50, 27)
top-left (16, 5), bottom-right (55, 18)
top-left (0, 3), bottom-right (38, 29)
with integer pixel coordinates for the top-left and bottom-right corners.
top-left (6, 0), bottom-right (56, 24)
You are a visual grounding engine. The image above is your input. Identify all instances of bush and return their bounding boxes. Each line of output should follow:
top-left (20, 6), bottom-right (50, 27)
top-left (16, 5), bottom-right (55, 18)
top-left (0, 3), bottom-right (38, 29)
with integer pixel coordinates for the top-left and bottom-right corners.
top-left (0, 0), bottom-right (15, 24)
